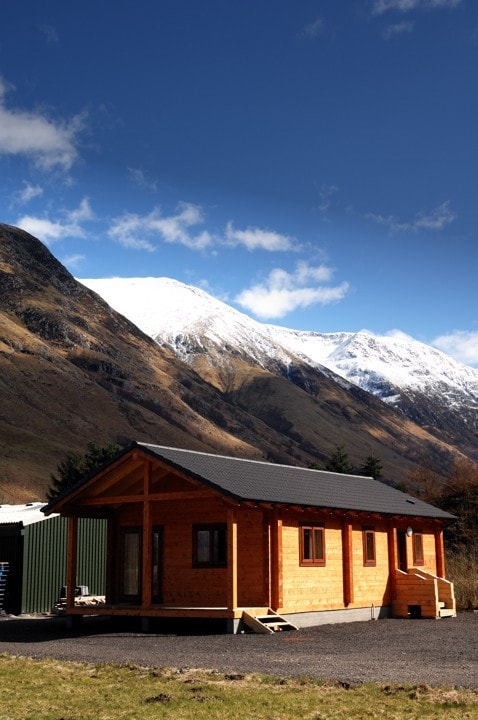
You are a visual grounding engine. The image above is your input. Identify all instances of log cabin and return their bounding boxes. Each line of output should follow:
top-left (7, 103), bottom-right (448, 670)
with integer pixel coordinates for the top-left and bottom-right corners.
top-left (43, 441), bottom-right (456, 633)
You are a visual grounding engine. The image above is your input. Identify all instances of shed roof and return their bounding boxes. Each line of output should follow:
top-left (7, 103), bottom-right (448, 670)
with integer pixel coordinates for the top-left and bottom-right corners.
top-left (137, 443), bottom-right (454, 520)
top-left (0, 502), bottom-right (55, 526)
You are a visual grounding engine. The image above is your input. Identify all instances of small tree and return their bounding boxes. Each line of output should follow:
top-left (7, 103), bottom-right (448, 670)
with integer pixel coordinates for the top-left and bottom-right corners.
top-left (325, 445), bottom-right (352, 474)
top-left (359, 453), bottom-right (383, 480)
top-left (47, 441), bottom-right (121, 501)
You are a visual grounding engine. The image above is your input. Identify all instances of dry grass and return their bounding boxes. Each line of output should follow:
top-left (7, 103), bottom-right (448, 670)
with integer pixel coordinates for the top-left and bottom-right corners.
top-left (447, 551), bottom-right (478, 610)
top-left (2, 655), bottom-right (478, 720)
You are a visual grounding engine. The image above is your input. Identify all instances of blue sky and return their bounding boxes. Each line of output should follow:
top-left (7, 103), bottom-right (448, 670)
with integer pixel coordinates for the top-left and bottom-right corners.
top-left (1, 0), bottom-right (478, 366)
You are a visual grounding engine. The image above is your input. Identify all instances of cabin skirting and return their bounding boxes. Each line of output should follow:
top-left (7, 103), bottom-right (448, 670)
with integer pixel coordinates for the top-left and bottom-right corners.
top-left (61, 603), bottom-right (392, 633)
top-left (280, 605), bottom-right (391, 630)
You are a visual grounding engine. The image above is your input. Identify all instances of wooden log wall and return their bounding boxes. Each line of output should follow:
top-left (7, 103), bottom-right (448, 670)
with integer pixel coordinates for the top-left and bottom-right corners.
top-left (115, 499), bottom-right (266, 608)
top-left (280, 513), bottom-right (344, 613)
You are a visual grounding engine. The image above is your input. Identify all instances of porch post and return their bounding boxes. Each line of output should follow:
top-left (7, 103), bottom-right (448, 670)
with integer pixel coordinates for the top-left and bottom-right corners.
top-left (227, 507), bottom-right (238, 612)
top-left (66, 516), bottom-right (78, 610)
top-left (262, 512), bottom-right (272, 607)
top-left (271, 508), bottom-right (283, 610)
top-left (342, 520), bottom-right (354, 606)
top-left (435, 526), bottom-right (446, 578)
top-left (387, 522), bottom-right (397, 598)
top-left (105, 516), bottom-right (115, 604)
top-left (142, 460), bottom-right (153, 609)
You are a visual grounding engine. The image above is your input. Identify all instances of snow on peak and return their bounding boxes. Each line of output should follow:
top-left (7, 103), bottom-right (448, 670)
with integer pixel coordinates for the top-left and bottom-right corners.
top-left (268, 325), bottom-right (478, 401)
top-left (79, 276), bottom-right (478, 405)
top-left (79, 277), bottom-right (294, 366)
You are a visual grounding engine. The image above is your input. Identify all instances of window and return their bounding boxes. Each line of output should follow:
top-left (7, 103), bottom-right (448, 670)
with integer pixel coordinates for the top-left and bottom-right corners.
top-left (413, 531), bottom-right (424, 566)
top-left (300, 524), bottom-right (325, 566)
top-left (193, 524), bottom-right (227, 567)
top-left (120, 527), bottom-right (142, 602)
top-left (362, 527), bottom-right (376, 566)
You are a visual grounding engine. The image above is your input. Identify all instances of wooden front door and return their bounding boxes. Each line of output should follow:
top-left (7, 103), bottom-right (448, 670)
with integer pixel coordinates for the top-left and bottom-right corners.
top-left (119, 526), bottom-right (163, 605)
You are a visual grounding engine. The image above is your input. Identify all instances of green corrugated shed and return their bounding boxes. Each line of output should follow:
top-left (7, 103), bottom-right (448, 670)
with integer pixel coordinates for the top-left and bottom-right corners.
top-left (0, 504), bottom-right (106, 614)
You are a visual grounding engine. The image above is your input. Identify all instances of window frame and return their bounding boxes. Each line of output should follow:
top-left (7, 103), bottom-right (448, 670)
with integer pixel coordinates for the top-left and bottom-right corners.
top-left (362, 526), bottom-right (376, 567)
top-left (192, 523), bottom-right (227, 568)
top-left (412, 530), bottom-right (424, 566)
top-left (299, 523), bottom-right (326, 567)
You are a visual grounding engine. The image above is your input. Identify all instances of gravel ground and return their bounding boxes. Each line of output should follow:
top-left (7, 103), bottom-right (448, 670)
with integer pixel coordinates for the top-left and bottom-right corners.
top-left (1, 612), bottom-right (477, 688)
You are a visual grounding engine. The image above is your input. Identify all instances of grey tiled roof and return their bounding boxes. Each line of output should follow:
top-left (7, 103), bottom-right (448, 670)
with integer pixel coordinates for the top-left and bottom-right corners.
top-left (138, 442), bottom-right (454, 520)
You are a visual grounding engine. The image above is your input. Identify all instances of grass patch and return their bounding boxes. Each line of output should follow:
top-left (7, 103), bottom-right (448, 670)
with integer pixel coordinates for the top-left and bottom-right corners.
top-left (2, 655), bottom-right (478, 719)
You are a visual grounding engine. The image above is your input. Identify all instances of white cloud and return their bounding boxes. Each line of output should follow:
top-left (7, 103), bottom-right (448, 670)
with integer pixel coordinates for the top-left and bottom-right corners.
top-left (235, 262), bottom-right (349, 319)
top-left (128, 167), bottom-right (158, 192)
top-left (385, 328), bottom-right (416, 342)
top-left (16, 198), bottom-right (94, 244)
top-left (301, 17), bottom-right (324, 38)
top-left (373, 0), bottom-right (462, 14)
top-left (107, 213), bottom-right (157, 251)
top-left (14, 181), bottom-right (44, 205)
top-left (366, 201), bottom-right (455, 232)
top-left (39, 24), bottom-right (59, 44)
top-left (150, 202), bottom-right (213, 248)
top-left (108, 202), bottom-right (214, 252)
top-left (109, 205), bottom-right (297, 254)
top-left (0, 76), bottom-right (85, 171)
top-left (68, 197), bottom-right (94, 223)
top-left (318, 183), bottom-right (339, 218)
top-left (225, 221), bottom-right (297, 251)
top-left (61, 253), bottom-right (86, 270)
top-left (432, 331), bottom-right (478, 366)
top-left (383, 20), bottom-right (414, 37)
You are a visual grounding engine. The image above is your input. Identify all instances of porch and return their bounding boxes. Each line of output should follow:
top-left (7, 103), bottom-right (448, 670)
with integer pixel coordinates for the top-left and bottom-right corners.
top-left (393, 568), bottom-right (456, 619)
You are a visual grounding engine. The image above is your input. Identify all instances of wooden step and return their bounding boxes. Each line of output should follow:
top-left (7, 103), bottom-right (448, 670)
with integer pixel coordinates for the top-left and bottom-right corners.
top-left (242, 610), bottom-right (298, 634)
top-left (438, 608), bottom-right (456, 618)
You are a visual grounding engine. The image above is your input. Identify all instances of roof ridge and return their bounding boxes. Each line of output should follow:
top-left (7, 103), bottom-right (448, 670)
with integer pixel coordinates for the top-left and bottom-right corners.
top-left (136, 441), bottom-right (371, 479)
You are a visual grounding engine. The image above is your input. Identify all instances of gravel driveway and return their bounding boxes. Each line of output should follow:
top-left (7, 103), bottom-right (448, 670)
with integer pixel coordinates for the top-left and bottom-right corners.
top-left (1, 612), bottom-right (477, 688)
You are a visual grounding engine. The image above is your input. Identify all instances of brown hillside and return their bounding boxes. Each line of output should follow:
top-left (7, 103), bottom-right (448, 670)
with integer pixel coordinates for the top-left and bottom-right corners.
top-left (0, 224), bottom-right (461, 502)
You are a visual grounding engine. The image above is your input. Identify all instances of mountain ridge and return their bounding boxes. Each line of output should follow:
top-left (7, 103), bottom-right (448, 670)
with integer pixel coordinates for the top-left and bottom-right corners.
top-left (0, 225), bottom-right (472, 502)
top-left (80, 276), bottom-right (478, 465)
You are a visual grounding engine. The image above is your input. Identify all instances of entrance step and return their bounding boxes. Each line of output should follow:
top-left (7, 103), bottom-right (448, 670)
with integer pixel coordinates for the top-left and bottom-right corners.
top-left (438, 607), bottom-right (456, 618)
top-left (242, 609), bottom-right (298, 634)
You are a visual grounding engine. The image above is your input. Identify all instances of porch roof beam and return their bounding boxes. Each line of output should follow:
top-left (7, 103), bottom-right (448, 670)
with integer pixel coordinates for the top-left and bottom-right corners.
top-left (78, 490), bottom-right (217, 506)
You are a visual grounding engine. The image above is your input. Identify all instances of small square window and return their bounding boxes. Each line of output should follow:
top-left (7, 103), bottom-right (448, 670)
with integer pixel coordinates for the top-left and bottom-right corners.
top-left (362, 527), bottom-right (376, 566)
top-left (413, 531), bottom-right (424, 565)
top-left (300, 525), bottom-right (326, 566)
top-left (193, 524), bottom-right (227, 568)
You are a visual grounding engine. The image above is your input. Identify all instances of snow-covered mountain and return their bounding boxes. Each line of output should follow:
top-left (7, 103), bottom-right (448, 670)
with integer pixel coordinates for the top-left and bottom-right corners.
top-left (269, 326), bottom-right (478, 409)
top-left (80, 276), bottom-right (478, 454)
top-left (80, 277), bottom-right (313, 372)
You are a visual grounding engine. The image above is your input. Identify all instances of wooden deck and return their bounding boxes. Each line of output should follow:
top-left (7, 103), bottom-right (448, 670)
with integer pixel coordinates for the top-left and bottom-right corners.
top-left (64, 604), bottom-right (271, 620)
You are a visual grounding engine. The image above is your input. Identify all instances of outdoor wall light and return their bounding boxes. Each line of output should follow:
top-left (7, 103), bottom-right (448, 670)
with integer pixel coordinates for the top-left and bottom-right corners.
top-left (406, 526), bottom-right (413, 537)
